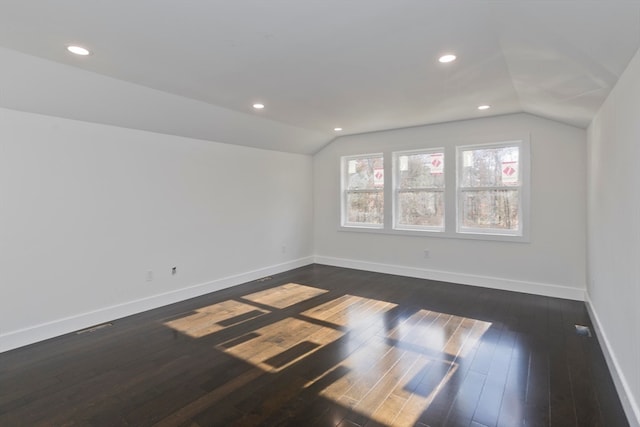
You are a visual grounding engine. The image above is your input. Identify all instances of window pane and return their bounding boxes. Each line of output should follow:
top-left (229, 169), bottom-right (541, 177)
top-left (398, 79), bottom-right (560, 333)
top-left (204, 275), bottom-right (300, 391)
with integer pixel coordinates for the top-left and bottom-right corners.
top-left (460, 190), bottom-right (519, 230)
top-left (460, 146), bottom-right (519, 187)
top-left (346, 191), bottom-right (383, 224)
top-left (397, 191), bottom-right (444, 227)
top-left (346, 156), bottom-right (384, 190)
top-left (398, 152), bottom-right (444, 189)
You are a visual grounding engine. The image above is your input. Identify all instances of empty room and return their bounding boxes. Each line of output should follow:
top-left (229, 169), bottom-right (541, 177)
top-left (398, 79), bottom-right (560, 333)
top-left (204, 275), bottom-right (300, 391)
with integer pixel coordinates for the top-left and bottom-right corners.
top-left (1, 1), bottom-right (639, 426)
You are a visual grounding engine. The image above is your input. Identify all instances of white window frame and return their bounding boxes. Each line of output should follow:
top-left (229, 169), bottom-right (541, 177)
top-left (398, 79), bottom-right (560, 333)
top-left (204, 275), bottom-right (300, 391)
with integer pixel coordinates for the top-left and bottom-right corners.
top-left (455, 140), bottom-right (529, 238)
top-left (338, 136), bottom-right (529, 243)
top-left (392, 148), bottom-right (445, 232)
top-left (340, 153), bottom-right (384, 229)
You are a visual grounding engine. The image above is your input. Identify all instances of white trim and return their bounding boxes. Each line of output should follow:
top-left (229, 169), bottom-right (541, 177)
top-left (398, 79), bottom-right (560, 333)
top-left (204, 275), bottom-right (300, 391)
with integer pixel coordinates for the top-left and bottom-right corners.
top-left (0, 257), bottom-right (314, 354)
top-left (336, 225), bottom-right (529, 243)
top-left (585, 294), bottom-right (640, 427)
top-left (314, 255), bottom-right (585, 301)
top-left (337, 135), bottom-right (531, 243)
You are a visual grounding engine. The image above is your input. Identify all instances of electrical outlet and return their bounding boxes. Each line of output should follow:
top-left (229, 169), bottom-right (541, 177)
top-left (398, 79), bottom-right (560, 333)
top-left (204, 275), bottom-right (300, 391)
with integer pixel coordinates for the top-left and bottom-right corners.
top-left (423, 250), bottom-right (430, 259)
top-left (281, 245), bottom-right (287, 254)
top-left (171, 266), bottom-right (177, 275)
top-left (146, 270), bottom-right (153, 282)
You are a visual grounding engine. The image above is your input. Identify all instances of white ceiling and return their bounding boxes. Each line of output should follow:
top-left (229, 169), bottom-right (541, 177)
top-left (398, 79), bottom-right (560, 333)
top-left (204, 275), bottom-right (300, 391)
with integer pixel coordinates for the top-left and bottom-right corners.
top-left (0, 1), bottom-right (639, 154)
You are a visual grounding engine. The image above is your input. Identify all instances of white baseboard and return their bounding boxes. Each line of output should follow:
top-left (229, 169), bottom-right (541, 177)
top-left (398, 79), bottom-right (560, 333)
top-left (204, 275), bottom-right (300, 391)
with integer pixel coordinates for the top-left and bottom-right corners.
top-left (0, 257), bottom-right (314, 354)
top-left (586, 294), bottom-right (640, 427)
top-left (0, 255), bottom-right (586, 354)
top-left (314, 255), bottom-right (585, 301)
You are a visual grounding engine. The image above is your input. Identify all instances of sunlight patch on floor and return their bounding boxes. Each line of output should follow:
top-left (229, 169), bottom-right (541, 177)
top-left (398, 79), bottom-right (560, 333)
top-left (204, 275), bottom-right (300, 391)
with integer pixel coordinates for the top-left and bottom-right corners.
top-left (164, 300), bottom-right (269, 338)
top-left (306, 309), bottom-right (491, 427)
top-left (242, 282), bottom-right (328, 309)
top-left (218, 317), bottom-right (344, 372)
top-left (163, 281), bottom-right (492, 427)
top-left (303, 294), bottom-right (398, 327)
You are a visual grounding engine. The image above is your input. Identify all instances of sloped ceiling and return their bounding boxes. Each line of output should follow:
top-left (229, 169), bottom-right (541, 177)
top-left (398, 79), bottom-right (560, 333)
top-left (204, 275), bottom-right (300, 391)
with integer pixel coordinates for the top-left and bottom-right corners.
top-left (0, 1), bottom-right (638, 154)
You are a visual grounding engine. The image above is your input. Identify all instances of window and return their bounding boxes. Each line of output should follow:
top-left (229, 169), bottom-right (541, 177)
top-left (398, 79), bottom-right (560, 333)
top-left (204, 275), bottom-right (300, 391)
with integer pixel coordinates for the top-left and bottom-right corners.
top-left (340, 138), bottom-right (528, 241)
top-left (457, 141), bottom-right (523, 236)
top-left (341, 154), bottom-right (384, 228)
top-left (393, 149), bottom-right (445, 231)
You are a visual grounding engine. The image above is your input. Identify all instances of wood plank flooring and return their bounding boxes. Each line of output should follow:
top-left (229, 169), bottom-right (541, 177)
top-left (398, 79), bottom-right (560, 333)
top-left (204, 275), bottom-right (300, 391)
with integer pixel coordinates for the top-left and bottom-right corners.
top-left (0, 264), bottom-right (629, 426)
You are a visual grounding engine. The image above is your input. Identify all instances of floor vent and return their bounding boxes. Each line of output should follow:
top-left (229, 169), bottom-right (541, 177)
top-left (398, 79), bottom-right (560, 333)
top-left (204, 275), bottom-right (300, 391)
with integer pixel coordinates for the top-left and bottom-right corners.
top-left (76, 323), bottom-right (113, 335)
top-left (256, 276), bottom-right (273, 282)
top-left (575, 324), bottom-right (592, 337)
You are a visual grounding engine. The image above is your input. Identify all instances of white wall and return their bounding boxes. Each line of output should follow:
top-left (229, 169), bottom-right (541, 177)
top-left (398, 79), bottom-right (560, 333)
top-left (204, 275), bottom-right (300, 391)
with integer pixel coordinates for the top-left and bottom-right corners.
top-left (0, 108), bottom-right (314, 352)
top-left (587, 47), bottom-right (640, 426)
top-left (314, 113), bottom-right (586, 300)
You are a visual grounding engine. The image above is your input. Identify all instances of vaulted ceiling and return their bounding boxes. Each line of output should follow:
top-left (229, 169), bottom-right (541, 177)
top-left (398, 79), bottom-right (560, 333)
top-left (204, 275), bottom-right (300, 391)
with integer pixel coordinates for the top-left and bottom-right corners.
top-left (0, 1), bottom-right (639, 154)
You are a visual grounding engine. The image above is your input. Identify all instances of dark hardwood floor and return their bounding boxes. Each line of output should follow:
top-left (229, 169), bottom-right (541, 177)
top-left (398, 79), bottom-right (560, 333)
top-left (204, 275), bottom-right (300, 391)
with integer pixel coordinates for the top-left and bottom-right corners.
top-left (0, 265), bottom-right (629, 426)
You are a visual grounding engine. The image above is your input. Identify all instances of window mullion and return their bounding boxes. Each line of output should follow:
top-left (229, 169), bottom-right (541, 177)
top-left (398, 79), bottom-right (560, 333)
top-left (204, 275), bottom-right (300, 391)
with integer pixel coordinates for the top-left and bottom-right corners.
top-left (383, 152), bottom-right (393, 230)
top-left (346, 189), bottom-right (384, 194)
top-left (459, 186), bottom-right (521, 191)
top-left (397, 188), bottom-right (444, 192)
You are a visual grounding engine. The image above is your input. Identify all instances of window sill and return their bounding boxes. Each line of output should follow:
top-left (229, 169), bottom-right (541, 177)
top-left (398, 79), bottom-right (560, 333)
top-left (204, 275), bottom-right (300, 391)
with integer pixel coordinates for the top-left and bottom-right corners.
top-left (338, 225), bottom-right (529, 243)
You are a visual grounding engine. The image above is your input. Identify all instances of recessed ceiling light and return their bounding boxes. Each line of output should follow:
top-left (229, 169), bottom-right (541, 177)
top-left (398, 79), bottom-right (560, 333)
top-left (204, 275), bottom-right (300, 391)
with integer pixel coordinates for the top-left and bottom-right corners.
top-left (334, 127), bottom-right (343, 132)
top-left (438, 54), bottom-right (456, 63)
top-left (67, 45), bottom-right (90, 56)
top-left (253, 103), bottom-right (265, 109)
top-left (477, 105), bottom-right (491, 110)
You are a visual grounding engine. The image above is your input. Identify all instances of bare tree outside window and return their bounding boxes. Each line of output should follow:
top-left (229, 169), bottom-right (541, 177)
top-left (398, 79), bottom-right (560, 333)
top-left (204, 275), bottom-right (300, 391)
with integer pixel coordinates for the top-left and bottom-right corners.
top-left (342, 141), bottom-right (526, 239)
top-left (395, 150), bottom-right (445, 230)
top-left (458, 144), bottom-right (521, 234)
top-left (343, 154), bottom-right (384, 226)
